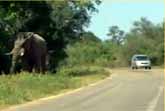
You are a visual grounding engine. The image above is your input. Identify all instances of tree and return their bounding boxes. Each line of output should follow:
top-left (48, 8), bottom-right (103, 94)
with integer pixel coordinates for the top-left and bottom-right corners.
top-left (123, 18), bottom-right (164, 65)
top-left (80, 31), bottom-right (101, 43)
top-left (107, 25), bottom-right (125, 45)
top-left (0, 0), bottom-right (101, 72)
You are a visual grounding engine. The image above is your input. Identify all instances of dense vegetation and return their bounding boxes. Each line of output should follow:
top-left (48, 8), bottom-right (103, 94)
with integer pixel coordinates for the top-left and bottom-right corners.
top-left (0, 1), bottom-right (164, 73)
top-left (0, 0), bottom-right (101, 72)
top-left (106, 18), bottom-right (164, 66)
top-left (62, 18), bottom-right (164, 67)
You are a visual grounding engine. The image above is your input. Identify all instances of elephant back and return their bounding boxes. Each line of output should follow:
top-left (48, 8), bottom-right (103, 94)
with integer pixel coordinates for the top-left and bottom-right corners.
top-left (32, 34), bottom-right (47, 52)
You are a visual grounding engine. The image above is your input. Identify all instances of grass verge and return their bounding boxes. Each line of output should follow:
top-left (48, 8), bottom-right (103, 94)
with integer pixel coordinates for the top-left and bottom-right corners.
top-left (0, 66), bottom-right (110, 109)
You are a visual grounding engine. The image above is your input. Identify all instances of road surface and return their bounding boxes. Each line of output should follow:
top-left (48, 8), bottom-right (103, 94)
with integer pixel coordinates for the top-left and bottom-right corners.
top-left (3, 68), bottom-right (164, 111)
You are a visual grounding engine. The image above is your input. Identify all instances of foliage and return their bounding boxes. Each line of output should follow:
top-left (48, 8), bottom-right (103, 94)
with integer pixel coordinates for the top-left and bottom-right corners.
top-left (61, 37), bottom-right (119, 67)
top-left (107, 25), bottom-right (125, 45)
top-left (122, 18), bottom-right (164, 65)
top-left (57, 65), bottom-right (107, 76)
top-left (62, 18), bottom-right (164, 68)
top-left (105, 18), bottom-right (164, 66)
top-left (0, 0), bottom-right (101, 72)
top-left (0, 1), bottom-right (163, 74)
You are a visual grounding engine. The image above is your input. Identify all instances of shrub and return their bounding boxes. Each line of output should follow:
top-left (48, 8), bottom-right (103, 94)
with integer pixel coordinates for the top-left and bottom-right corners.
top-left (57, 65), bottom-right (107, 76)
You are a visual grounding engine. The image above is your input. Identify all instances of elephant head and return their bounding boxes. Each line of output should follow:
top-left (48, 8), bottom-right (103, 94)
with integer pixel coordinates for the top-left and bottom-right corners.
top-left (8, 32), bottom-right (33, 73)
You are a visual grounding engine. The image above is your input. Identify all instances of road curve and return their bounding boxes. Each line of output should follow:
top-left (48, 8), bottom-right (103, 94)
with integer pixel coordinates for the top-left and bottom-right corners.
top-left (2, 68), bottom-right (164, 111)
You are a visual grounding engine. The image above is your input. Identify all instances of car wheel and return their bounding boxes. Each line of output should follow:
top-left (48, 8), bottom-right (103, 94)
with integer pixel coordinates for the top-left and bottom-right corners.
top-left (149, 67), bottom-right (151, 70)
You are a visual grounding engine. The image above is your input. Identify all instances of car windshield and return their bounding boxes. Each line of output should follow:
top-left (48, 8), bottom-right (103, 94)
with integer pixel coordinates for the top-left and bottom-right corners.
top-left (136, 56), bottom-right (149, 61)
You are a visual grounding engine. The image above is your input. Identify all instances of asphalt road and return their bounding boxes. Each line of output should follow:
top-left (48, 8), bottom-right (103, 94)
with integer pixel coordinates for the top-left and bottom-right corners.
top-left (3, 68), bottom-right (164, 111)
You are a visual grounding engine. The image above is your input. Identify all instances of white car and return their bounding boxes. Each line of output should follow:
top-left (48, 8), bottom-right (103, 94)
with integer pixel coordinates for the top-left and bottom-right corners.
top-left (131, 54), bottom-right (151, 69)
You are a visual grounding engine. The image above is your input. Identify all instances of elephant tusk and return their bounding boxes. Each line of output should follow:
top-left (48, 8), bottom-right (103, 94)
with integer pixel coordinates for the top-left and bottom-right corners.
top-left (5, 51), bottom-right (13, 55)
top-left (4, 52), bottom-right (12, 55)
top-left (20, 52), bottom-right (24, 56)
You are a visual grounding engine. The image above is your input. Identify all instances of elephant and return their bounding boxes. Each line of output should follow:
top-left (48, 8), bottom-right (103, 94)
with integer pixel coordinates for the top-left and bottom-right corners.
top-left (8, 32), bottom-right (47, 74)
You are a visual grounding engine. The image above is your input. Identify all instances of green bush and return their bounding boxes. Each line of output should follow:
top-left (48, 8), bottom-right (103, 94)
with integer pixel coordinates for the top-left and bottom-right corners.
top-left (57, 65), bottom-right (107, 76)
top-left (61, 41), bottom-right (115, 67)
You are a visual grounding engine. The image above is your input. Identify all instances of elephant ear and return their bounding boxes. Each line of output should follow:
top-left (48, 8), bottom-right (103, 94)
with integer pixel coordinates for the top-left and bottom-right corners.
top-left (21, 34), bottom-right (33, 52)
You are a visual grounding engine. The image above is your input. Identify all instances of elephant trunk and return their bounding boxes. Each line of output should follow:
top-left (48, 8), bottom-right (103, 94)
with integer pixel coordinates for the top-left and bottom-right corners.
top-left (10, 53), bottom-right (21, 74)
top-left (10, 61), bottom-right (16, 73)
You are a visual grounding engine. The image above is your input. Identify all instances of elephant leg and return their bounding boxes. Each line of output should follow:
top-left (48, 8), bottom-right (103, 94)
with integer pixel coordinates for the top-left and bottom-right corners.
top-left (0, 67), bottom-right (3, 74)
top-left (26, 60), bottom-right (34, 73)
top-left (41, 55), bottom-right (46, 74)
top-left (4, 69), bottom-right (10, 74)
top-left (28, 64), bottom-right (33, 73)
top-left (34, 59), bottom-right (41, 73)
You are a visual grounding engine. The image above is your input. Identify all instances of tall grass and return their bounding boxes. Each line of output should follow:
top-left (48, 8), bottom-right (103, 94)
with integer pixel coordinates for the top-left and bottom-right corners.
top-left (0, 66), bottom-right (110, 107)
